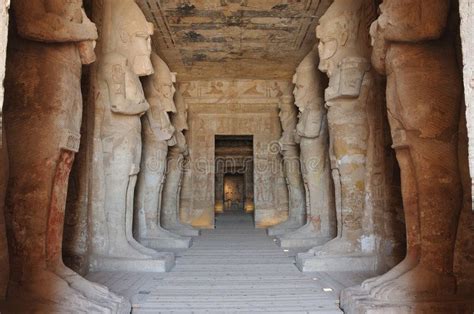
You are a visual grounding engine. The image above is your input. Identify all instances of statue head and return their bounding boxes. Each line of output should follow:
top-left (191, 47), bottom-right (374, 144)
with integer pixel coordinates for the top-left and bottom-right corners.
top-left (150, 53), bottom-right (177, 113)
top-left (316, 0), bottom-right (376, 77)
top-left (292, 48), bottom-right (323, 112)
top-left (111, 0), bottom-right (154, 76)
top-left (173, 89), bottom-right (189, 132)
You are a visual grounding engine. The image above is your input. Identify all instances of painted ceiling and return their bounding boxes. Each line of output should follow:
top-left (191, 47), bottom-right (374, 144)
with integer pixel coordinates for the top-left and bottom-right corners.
top-left (137, 0), bottom-right (331, 81)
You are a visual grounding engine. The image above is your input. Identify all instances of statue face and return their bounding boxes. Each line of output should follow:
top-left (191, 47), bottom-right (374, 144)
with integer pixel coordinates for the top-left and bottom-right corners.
top-left (129, 27), bottom-right (154, 76)
top-left (292, 72), bottom-right (311, 112)
top-left (316, 21), bottom-right (342, 76)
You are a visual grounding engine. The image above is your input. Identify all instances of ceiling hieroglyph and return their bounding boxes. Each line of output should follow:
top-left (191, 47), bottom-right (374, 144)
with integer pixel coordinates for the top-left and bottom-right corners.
top-left (136, 0), bottom-right (331, 80)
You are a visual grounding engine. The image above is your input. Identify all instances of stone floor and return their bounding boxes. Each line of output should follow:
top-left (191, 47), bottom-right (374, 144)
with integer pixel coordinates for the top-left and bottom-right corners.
top-left (88, 213), bottom-right (370, 313)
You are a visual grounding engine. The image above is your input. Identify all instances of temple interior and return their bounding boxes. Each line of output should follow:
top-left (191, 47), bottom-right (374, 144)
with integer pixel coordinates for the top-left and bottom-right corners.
top-left (0, 0), bottom-right (474, 313)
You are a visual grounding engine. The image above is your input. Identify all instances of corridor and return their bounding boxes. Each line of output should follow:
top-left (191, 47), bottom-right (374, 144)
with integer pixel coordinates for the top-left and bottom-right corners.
top-left (88, 214), bottom-right (368, 313)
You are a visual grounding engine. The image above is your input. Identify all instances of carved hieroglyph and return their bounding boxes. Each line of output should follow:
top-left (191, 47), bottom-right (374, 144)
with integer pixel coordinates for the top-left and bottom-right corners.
top-left (3, 0), bottom-right (130, 312)
top-left (276, 49), bottom-right (336, 248)
top-left (0, 0), bottom-right (9, 300)
top-left (342, 0), bottom-right (464, 308)
top-left (161, 87), bottom-right (200, 237)
top-left (135, 52), bottom-right (193, 248)
top-left (267, 95), bottom-right (306, 236)
top-left (89, 0), bottom-right (174, 273)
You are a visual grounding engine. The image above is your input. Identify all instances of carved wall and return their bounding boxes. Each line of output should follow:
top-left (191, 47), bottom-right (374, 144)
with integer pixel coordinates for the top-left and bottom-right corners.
top-left (179, 79), bottom-right (291, 228)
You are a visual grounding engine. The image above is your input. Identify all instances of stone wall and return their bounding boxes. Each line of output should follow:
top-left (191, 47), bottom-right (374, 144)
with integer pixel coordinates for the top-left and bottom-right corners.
top-left (179, 79), bottom-right (292, 228)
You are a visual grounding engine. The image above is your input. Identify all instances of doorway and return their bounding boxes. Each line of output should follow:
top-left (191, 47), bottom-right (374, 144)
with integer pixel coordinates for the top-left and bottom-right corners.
top-left (215, 135), bottom-right (254, 215)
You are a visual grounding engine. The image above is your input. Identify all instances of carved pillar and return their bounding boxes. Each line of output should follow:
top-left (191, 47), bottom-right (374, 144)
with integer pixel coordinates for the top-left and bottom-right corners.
top-left (134, 53), bottom-right (192, 249)
top-left (277, 48), bottom-right (336, 248)
top-left (342, 0), bottom-right (473, 312)
top-left (161, 88), bottom-right (200, 236)
top-left (296, 0), bottom-right (386, 273)
top-left (88, 0), bottom-right (173, 273)
top-left (267, 95), bottom-right (306, 236)
top-left (3, 0), bottom-right (129, 311)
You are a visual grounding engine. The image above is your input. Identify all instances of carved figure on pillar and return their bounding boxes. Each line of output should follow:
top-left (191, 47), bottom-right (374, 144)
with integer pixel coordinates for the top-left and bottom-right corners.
top-left (135, 53), bottom-right (192, 249)
top-left (267, 95), bottom-right (306, 236)
top-left (90, 0), bottom-right (174, 273)
top-left (161, 87), bottom-right (200, 237)
top-left (276, 48), bottom-right (336, 248)
top-left (3, 0), bottom-right (129, 311)
top-left (342, 0), bottom-right (464, 307)
top-left (296, 0), bottom-right (381, 272)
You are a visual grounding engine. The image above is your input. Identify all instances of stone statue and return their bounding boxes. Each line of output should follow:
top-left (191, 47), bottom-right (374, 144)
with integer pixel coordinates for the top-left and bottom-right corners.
top-left (343, 0), bottom-right (463, 305)
top-left (161, 87), bottom-right (200, 237)
top-left (135, 52), bottom-right (192, 249)
top-left (277, 48), bottom-right (336, 248)
top-left (296, 0), bottom-right (381, 272)
top-left (3, 0), bottom-right (129, 311)
top-left (90, 0), bottom-right (174, 273)
top-left (267, 95), bottom-right (306, 236)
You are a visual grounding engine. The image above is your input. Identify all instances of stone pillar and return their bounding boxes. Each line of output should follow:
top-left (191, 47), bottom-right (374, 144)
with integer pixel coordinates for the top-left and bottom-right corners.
top-left (267, 95), bottom-right (306, 236)
top-left (296, 0), bottom-right (385, 272)
top-left (342, 0), bottom-right (474, 312)
top-left (3, 0), bottom-right (129, 311)
top-left (0, 0), bottom-right (8, 300)
top-left (134, 53), bottom-right (192, 250)
top-left (161, 88), bottom-right (200, 236)
top-left (277, 48), bottom-right (336, 248)
top-left (88, 0), bottom-right (174, 273)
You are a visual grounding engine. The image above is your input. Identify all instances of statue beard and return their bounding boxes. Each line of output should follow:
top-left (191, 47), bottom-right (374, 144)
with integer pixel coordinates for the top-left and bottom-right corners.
top-left (133, 55), bottom-right (154, 76)
top-left (159, 96), bottom-right (176, 113)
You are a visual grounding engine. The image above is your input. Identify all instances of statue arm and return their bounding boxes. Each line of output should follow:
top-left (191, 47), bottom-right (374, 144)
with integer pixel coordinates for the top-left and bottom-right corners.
top-left (103, 58), bottom-right (149, 116)
top-left (379, 0), bottom-right (449, 42)
top-left (13, 2), bottom-right (97, 43)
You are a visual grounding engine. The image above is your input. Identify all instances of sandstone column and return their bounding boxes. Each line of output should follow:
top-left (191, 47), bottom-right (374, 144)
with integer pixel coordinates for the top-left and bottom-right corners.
top-left (267, 96), bottom-right (306, 236)
top-left (297, 0), bottom-right (383, 272)
top-left (342, 0), bottom-right (467, 311)
top-left (3, 0), bottom-right (129, 311)
top-left (89, 0), bottom-right (174, 273)
top-left (161, 88), bottom-right (200, 237)
top-left (135, 52), bottom-right (192, 249)
top-left (277, 49), bottom-right (336, 248)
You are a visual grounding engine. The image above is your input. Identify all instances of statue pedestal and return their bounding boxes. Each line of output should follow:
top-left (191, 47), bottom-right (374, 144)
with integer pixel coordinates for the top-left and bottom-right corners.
top-left (267, 215), bottom-right (305, 236)
top-left (275, 222), bottom-right (331, 248)
top-left (165, 225), bottom-right (201, 237)
top-left (296, 252), bottom-right (377, 272)
top-left (139, 229), bottom-right (193, 249)
top-left (90, 253), bottom-right (175, 272)
top-left (340, 292), bottom-right (474, 314)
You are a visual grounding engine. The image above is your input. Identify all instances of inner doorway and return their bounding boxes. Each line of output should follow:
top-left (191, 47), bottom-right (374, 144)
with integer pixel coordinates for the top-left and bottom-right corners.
top-left (215, 135), bottom-right (254, 215)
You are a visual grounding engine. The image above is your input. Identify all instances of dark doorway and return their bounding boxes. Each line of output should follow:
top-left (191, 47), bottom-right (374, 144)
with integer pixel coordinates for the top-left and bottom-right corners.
top-left (215, 135), bottom-right (254, 214)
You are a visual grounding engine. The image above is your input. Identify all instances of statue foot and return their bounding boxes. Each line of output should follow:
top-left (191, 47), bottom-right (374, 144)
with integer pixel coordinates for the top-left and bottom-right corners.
top-left (267, 217), bottom-right (304, 235)
top-left (370, 265), bottom-right (456, 302)
top-left (127, 236), bottom-right (164, 257)
top-left (54, 264), bottom-right (130, 312)
top-left (279, 222), bottom-right (323, 240)
top-left (309, 237), bottom-right (356, 257)
top-left (10, 270), bottom-right (114, 313)
top-left (360, 254), bottom-right (419, 291)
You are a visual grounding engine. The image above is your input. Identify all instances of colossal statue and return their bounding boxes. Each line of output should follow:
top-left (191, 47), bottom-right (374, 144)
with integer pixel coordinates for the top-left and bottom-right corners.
top-left (296, 0), bottom-right (383, 272)
top-left (135, 52), bottom-right (193, 249)
top-left (276, 49), bottom-right (336, 248)
top-left (90, 0), bottom-right (174, 272)
top-left (342, 0), bottom-right (463, 307)
top-left (267, 96), bottom-right (306, 237)
top-left (161, 88), bottom-right (200, 237)
top-left (3, 0), bottom-right (129, 311)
